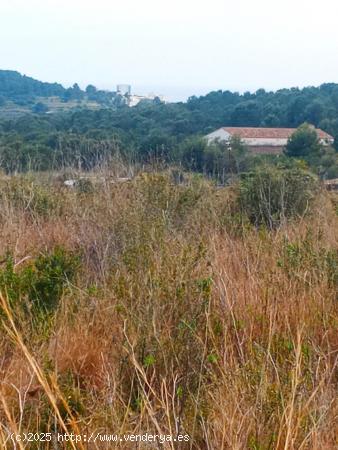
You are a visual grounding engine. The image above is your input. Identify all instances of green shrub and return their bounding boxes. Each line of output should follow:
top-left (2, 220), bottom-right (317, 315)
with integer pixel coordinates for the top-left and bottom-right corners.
top-left (238, 166), bottom-right (319, 228)
top-left (0, 178), bottom-right (57, 217)
top-left (76, 178), bottom-right (94, 194)
top-left (0, 247), bottom-right (80, 314)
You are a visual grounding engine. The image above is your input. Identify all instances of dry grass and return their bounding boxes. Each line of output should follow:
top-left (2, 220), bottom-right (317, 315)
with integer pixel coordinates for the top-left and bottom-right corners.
top-left (0, 170), bottom-right (337, 449)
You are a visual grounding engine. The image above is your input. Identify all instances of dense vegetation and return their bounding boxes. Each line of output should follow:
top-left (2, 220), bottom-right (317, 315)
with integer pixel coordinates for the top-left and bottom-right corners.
top-left (1, 71), bottom-right (337, 449)
top-left (0, 70), bottom-right (338, 178)
top-left (0, 73), bottom-right (337, 448)
top-left (0, 170), bottom-right (337, 449)
top-left (0, 70), bottom-right (66, 104)
top-left (0, 70), bottom-right (118, 106)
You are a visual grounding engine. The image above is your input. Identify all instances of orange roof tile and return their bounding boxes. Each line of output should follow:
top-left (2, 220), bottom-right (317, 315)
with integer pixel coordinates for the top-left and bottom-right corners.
top-left (222, 127), bottom-right (333, 140)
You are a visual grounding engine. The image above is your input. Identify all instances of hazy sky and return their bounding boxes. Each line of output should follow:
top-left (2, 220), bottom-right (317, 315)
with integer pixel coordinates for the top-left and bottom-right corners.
top-left (1, 0), bottom-right (338, 100)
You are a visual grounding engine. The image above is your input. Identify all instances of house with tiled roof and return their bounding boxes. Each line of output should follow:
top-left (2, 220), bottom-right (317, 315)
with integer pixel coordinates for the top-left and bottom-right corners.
top-left (205, 126), bottom-right (334, 154)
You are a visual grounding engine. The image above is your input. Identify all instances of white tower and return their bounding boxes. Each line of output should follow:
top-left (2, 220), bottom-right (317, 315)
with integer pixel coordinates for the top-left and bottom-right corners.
top-left (117, 84), bottom-right (131, 96)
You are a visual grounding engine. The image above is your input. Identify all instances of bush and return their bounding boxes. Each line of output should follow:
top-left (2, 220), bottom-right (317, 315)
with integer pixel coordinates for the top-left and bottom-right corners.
top-left (0, 177), bottom-right (58, 217)
top-left (238, 166), bottom-right (319, 228)
top-left (284, 123), bottom-right (321, 158)
top-left (0, 247), bottom-right (80, 314)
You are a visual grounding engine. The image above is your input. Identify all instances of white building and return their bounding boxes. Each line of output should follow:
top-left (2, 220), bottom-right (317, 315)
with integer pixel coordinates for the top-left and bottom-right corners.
top-left (128, 93), bottom-right (164, 107)
top-left (116, 84), bottom-right (131, 96)
top-left (116, 84), bottom-right (164, 107)
top-left (205, 126), bottom-right (334, 154)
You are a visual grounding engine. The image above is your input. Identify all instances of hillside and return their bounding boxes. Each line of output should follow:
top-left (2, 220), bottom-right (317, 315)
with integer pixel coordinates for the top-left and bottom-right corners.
top-left (0, 70), bottom-right (66, 102)
top-left (0, 70), bottom-right (114, 117)
top-left (0, 70), bottom-right (337, 178)
top-left (1, 70), bottom-right (338, 140)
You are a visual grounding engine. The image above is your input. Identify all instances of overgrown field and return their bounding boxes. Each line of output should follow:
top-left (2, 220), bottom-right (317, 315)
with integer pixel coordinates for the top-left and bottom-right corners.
top-left (0, 170), bottom-right (337, 449)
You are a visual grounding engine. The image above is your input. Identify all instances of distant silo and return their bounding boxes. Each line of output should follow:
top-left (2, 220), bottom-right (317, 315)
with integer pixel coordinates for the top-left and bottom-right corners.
top-left (117, 84), bottom-right (131, 96)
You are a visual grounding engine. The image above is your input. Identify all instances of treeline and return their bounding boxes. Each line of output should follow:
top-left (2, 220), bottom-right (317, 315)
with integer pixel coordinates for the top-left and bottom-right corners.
top-left (0, 70), bottom-right (118, 106)
top-left (2, 70), bottom-right (338, 138)
top-left (0, 114), bottom-right (337, 178)
top-left (187, 85), bottom-right (338, 142)
top-left (0, 72), bottom-right (338, 177)
top-left (0, 70), bottom-right (66, 105)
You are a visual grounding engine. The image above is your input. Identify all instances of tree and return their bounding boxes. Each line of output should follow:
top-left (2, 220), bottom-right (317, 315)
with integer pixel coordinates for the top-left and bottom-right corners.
top-left (287, 96), bottom-right (307, 126)
top-left (284, 123), bottom-right (322, 158)
top-left (71, 83), bottom-right (84, 100)
top-left (62, 88), bottom-right (73, 102)
top-left (230, 101), bottom-right (262, 126)
top-left (284, 124), bottom-right (338, 178)
top-left (262, 113), bottom-right (280, 127)
top-left (304, 100), bottom-right (325, 126)
top-left (229, 136), bottom-right (249, 173)
top-left (176, 137), bottom-right (207, 172)
top-left (238, 165), bottom-right (319, 229)
top-left (85, 84), bottom-right (97, 95)
top-left (32, 102), bottom-right (48, 114)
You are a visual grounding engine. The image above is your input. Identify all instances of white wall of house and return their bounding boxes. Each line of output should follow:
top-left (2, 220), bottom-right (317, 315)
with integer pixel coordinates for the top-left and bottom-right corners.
top-left (320, 138), bottom-right (334, 146)
top-left (242, 137), bottom-right (288, 146)
top-left (205, 129), bottom-right (231, 143)
top-left (206, 128), bottom-right (333, 147)
top-left (206, 129), bottom-right (286, 147)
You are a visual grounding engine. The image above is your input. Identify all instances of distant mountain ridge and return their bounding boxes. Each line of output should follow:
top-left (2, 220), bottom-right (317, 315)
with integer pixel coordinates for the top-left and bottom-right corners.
top-left (0, 69), bottom-right (337, 177)
top-left (1, 68), bottom-right (338, 149)
top-left (0, 70), bottom-right (67, 102)
top-left (0, 70), bottom-right (118, 115)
